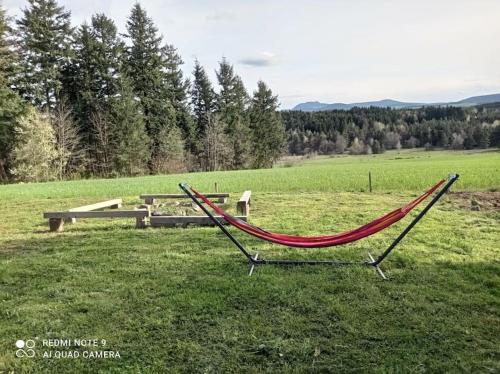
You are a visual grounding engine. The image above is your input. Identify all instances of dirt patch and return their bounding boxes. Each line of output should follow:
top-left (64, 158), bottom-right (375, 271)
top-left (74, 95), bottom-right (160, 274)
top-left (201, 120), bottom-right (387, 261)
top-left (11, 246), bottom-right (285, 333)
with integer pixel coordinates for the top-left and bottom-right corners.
top-left (448, 192), bottom-right (500, 212)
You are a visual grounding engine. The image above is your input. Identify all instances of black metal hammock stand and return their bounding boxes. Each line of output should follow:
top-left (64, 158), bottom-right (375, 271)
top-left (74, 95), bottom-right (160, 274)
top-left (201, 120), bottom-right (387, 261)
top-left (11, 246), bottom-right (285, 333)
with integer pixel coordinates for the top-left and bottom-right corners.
top-left (179, 174), bottom-right (459, 278)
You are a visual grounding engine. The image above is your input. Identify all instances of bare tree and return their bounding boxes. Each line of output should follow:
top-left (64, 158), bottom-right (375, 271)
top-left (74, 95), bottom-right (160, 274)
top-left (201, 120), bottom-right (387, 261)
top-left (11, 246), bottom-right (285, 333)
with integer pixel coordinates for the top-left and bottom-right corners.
top-left (52, 102), bottom-right (85, 179)
top-left (451, 133), bottom-right (464, 149)
top-left (10, 107), bottom-right (57, 182)
top-left (348, 137), bottom-right (365, 155)
top-left (91, 111), bottom-right (113, 176)
top-left (334, 134), bottom-right (347, 154)
top-left (203, 114), bottom-right (232, 171)
top-left (151, 126), bottom-right (186, 174)
top-left (384, 131), bottom-right (402, 150)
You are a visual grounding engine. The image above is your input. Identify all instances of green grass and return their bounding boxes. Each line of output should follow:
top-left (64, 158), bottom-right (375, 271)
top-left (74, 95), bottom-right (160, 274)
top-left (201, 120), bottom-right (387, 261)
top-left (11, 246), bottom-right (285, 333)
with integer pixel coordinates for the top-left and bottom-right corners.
top-left (0, 149), bottom-right (499, 373)
top-left (0, 149), bottom-right (498, 201)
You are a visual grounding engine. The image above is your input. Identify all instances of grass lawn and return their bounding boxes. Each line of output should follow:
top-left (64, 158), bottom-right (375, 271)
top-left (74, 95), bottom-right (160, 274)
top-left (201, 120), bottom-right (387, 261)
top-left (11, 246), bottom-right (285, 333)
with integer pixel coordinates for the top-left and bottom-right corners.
top-left (0, 149), bottom-right (499, 372)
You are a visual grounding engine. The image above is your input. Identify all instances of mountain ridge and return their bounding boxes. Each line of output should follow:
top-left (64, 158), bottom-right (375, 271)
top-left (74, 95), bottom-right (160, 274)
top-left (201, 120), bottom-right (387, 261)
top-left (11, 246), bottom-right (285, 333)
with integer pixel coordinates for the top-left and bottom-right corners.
top-left (292, 93), bottom-right (500, 111)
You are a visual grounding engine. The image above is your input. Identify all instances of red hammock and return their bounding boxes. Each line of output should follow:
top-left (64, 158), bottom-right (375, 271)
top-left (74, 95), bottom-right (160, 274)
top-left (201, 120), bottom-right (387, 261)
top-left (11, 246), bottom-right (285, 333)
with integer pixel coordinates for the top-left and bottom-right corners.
top-left (190, 179), bottom-right (445, 248)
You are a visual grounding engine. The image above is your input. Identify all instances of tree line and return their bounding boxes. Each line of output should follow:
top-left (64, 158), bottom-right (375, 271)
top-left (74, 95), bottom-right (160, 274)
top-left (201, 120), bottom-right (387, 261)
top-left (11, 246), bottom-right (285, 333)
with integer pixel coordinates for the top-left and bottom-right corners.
top-left (0, 0), bottom-right (285, 183)
top-left (282, 105), bottom-right (500, 156)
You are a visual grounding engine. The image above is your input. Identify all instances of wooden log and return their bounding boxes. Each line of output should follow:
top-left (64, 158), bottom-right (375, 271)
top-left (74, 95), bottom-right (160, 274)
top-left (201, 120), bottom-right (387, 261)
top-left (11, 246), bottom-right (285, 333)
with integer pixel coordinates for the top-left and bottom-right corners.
top-left (237, 191), bottom-right (252, 216)
top-left (49, 218), bottom-right (64, 232)
top-left (68, 199), bottom-right (123, 212)
top-left (150, 215), bottom-right (247, 227)
top-left (43, 209), bottom-right (149, 219)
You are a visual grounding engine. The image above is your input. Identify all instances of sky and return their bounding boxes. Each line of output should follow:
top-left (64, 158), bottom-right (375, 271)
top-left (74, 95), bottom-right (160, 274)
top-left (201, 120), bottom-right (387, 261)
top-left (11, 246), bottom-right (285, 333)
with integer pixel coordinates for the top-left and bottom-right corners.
top-left (4, 0), bottom-right (500, 109)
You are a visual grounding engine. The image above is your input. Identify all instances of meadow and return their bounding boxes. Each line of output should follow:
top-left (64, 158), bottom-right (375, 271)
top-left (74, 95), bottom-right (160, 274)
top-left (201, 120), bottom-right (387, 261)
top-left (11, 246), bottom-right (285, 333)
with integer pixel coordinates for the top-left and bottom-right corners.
top-left (0, 149), bottom-right (499, 373)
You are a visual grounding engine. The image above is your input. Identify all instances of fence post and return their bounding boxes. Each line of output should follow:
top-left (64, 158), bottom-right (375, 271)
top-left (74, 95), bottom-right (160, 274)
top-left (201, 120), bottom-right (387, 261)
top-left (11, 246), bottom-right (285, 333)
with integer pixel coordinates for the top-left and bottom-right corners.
top-left (369, 172), bottom-right (372, 193)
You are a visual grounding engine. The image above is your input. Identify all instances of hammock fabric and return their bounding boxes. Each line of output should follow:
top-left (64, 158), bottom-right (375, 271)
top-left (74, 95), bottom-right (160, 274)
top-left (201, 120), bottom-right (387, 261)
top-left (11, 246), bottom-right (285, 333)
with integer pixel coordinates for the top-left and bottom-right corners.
top-left (189, 179), bottom-right (445, 248)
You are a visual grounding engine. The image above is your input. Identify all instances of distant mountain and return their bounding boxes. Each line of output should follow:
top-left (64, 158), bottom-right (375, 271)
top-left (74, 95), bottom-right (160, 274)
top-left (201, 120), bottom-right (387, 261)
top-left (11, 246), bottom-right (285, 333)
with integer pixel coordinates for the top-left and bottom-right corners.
top-left (455, 93), bottom-right (500, 106)
top-left (292, 93), bottom-right (500, 111)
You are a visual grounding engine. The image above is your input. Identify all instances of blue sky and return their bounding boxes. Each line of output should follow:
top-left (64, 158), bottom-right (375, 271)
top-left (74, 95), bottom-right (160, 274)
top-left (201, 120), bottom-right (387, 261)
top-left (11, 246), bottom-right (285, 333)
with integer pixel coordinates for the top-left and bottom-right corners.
top-left (4, 0), bottom-right (500, 109)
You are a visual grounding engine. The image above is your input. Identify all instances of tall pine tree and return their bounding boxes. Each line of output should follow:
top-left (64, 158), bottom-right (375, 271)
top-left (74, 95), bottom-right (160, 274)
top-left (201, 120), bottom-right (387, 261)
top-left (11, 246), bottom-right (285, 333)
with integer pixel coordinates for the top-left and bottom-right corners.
top-left (66, 13), bottom-right (151, 176)
top-left (0, 6), bottom-right (25, 181)
top-left (162, 43), bottom-right (195, 155)
top-left (125, 4), bottom-right (177, 172)
top-left (69, 15), bottom-right (125, 144)
top-left (191, 59), bottom-right (215, 159)
top-left (109, 77), bottom-right (150, 176)
top-left (248, 81), bottom-right (285, 168)
top-left (216, 58), bottom-right (250, 169)
top-left (16, 0), bottom-right (73, 113)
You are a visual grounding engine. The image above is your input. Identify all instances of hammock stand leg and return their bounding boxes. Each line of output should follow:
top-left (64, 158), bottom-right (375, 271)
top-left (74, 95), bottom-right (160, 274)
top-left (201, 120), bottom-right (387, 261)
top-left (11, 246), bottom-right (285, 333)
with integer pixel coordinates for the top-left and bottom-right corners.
top-left (367, 174), bottom-right (459, 268)
top-left (179, 183), bottom-right (257, 264)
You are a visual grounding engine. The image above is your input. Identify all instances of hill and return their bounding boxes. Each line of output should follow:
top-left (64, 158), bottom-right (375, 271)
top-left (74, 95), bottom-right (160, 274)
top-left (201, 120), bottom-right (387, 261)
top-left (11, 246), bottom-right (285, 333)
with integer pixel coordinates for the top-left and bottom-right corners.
top-left (292, 93), bottom-right (500, 111)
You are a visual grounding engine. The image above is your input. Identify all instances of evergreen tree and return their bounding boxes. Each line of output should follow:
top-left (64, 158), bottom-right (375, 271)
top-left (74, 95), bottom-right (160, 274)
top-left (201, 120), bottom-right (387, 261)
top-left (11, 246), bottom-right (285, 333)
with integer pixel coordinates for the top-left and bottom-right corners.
top-left (248, 81), bottom-right (285, 168)
top-left (70, 14), bottom-right (125, 142)
top-left (490, 125), bottom-right (500, 147)
top-left (0, 6), bottom-right (15, 87)
top-left (191, 59), bottom-right (215, 157)
top-left (0, 88), bottom-right (24, 182)
top-left (109, 78), bottom-right (150, 176)
top-left (0, 6), bottom-right (25, 182)
top-left (63, 23), bottom-right (94, 139)
top-left (16, 0), bottom-right (73, 112)
top-left (216, 58), bottom-right (250, 168)
top-left (125, 3), bottom-right (176, 169)
top-left (162, 43), bottom-right (195, 154)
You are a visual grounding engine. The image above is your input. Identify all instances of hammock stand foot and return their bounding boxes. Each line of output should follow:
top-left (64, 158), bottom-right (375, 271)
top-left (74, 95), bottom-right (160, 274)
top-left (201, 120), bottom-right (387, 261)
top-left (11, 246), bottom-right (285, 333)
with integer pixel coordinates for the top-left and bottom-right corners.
top-left (367, 252), bottom-right (387, 280)
top-left (248, 253), bottom-right (259, 276)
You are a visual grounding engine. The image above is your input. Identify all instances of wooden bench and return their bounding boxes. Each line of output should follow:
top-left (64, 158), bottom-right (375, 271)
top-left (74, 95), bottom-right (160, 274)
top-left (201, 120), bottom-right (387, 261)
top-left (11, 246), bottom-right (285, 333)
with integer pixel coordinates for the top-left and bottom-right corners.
top-left (150, 215), bottom-right (247, 227)
top-left (43, 199), bottom-right (149, 232)
top-left (140, 193), bottom-right (229, 205)
top-left (237, 191), bottom-right (251, 216)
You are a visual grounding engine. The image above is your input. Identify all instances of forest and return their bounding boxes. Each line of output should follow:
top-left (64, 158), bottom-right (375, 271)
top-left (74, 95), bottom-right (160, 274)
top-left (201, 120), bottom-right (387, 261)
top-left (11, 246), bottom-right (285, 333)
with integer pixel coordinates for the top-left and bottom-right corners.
top-left (0, 0), bottom-right (284, 183)
top-left (282, 104), bottom-right (500, 156)
top-left (1, 0), bottom-right (499, 184)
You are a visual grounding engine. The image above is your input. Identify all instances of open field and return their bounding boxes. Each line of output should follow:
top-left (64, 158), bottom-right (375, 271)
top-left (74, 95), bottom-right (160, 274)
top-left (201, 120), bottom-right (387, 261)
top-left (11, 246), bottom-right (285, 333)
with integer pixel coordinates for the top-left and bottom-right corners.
top-left (0, 149), bottom-right (499, 372)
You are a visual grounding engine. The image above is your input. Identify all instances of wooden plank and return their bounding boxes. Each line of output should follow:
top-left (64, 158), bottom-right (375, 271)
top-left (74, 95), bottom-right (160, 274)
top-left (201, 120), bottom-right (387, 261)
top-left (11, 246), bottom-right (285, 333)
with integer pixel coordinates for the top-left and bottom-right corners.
top-left (141, 193), bottom-right (229, 204)
top-left (142, 193), bottom-right (229, 205)
top-left (141, 193), bottom-right (229, 199)
top-left (68, 199), bottom-right (123, 212)
top-left (43, 209), bottom-right (149, 219)
top-left (150, 215), bottom-right (247, 227)
top-left (237, 191), bottom-right (251, 216)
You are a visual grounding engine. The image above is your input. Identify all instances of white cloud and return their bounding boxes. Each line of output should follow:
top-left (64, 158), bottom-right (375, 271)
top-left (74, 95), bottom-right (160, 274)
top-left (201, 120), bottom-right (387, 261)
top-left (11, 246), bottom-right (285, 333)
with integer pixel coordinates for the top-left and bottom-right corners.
top-left (206, 10), bottom-right (236, 21)
top-left (239, 52), bottom-right (278, 67)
